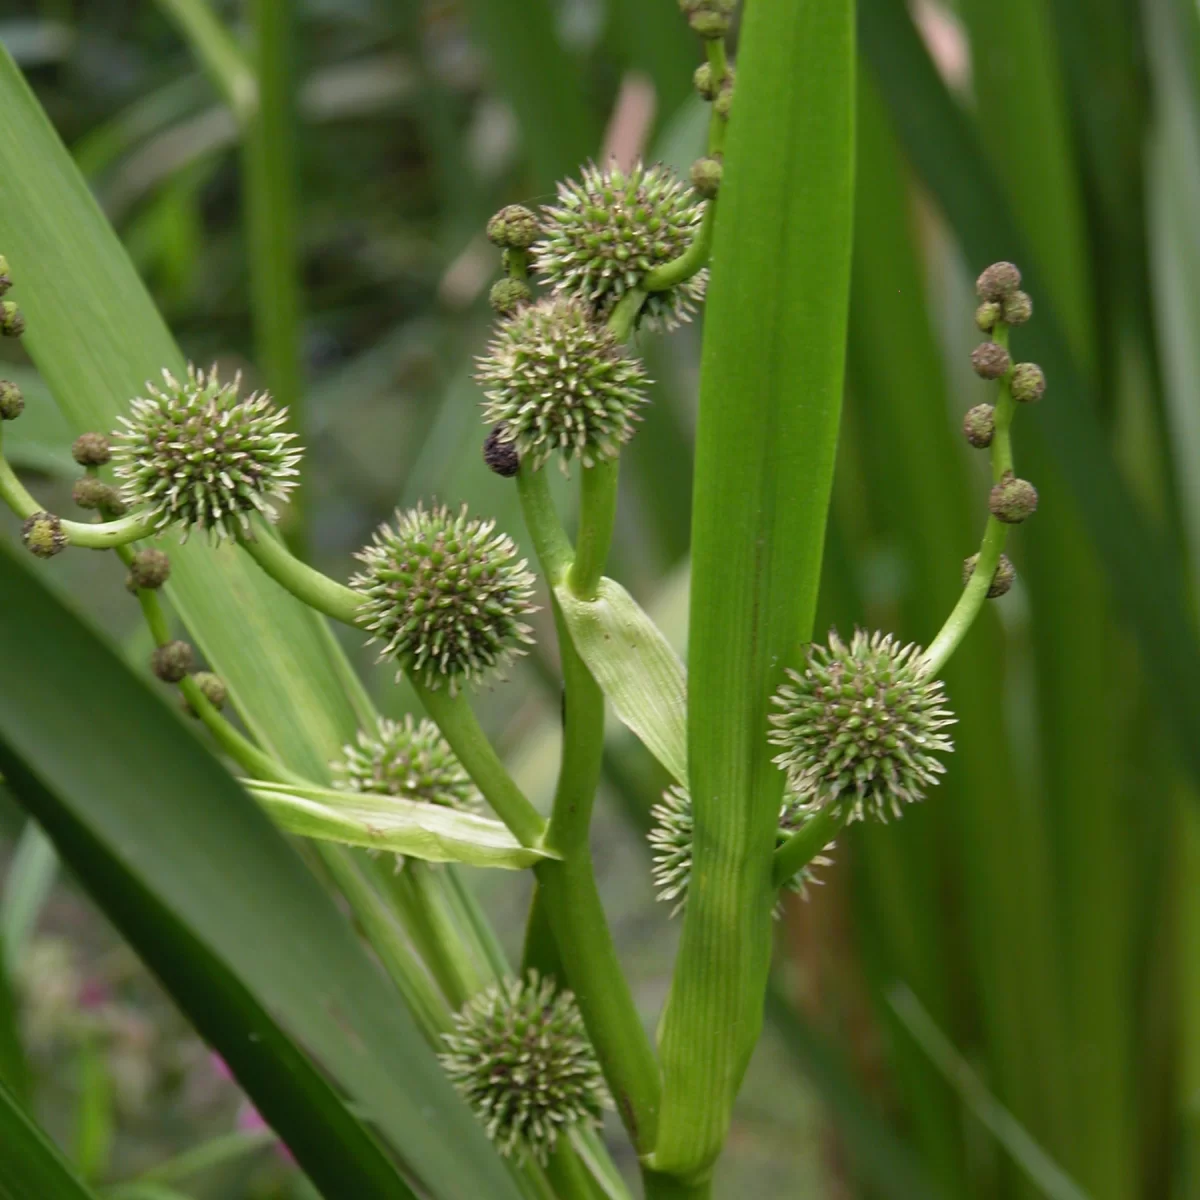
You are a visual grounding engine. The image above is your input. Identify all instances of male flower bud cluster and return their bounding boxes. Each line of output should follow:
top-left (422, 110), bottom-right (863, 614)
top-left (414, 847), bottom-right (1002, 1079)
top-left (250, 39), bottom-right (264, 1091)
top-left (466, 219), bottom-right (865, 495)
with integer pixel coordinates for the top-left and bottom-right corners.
top-left (486, 205), bottom-right (539, 250)
top-left (989, 472), bottom-right (1038, 523)
top-left (0, 380), bottom-right (23, 421)
top-left (185, 672), bottom-right (228, 715)
top-left (690, 155), bottom-right (724, 198)
top-left (963, 552), bottom-right (1015, 598)
top-left (112, 365), bottom-right (301, 541)
top-left (679, 0), bottom-right (736, 38)
top-left (21, 512), bottom-right (65, 559)
top-left (769, 629), bottom-right (955, 823)
top-left (126, 548), bottom-right (171, 592)
top-left (488, 277), bottom-right (532, 317)
top-left (1, 301), bottom-right (24, 339)
top-left (0, 255), bottom-right (11, 295)
top-left (151, 640), bottom-right (194, 683)
top-left (71, 433), bottom-right (112, 466)
top-left (352, 503), bottom-right (537, 693)
top-left (440, 971), bottom-right (609, 1164)
top-left (333, 715), bottom-right (482, 812)
top-left (72, 476), bottom-right (119, 511)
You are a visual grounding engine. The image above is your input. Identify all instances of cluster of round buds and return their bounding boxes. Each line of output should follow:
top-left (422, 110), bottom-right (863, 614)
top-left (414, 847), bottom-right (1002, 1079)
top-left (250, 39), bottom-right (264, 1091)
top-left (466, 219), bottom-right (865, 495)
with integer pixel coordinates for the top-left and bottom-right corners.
top-left (486, 205), bottom-right (539, 251)
top-left (768, 629), bottom-right (956, 823)
top-left (0, 380), bottom-right (23, 422)
top-left (440, 971), bottom-right (609, 1164)
top-left (185, 671), bottom-right (228, 716)
top-left (151, 640), bottom-right (194, 684)
top-left (351, 503), bottom-right (537, 693)
top-left (0, 255), bottom-right (11, 295)
top-left (989, 472), bottom-right (1038, 523)
top-left (694, 61), bottom-right (735, 118)
top-left (1, 302), bottom-right (23, 339)
top-left (678, 0), bottom-right (736, 38)
top-left (21, 512), bottom-right (65, 559)
top-left (690, 155), bottom-right (723, 199)
top-left (476, 295), bottom-right (650, 471)
top-left (126, 548), bottom-right (171, 592)
top-left (648, 785), bottom-right (831, 917)
top-left (333, 715), bottom-right (482, 812)
top-left (532, 160), bottom-right (708, 332)
top-left (111, 365), bottom-right (301, 542)
top-left (963, 552), bottom-right (1015, 598)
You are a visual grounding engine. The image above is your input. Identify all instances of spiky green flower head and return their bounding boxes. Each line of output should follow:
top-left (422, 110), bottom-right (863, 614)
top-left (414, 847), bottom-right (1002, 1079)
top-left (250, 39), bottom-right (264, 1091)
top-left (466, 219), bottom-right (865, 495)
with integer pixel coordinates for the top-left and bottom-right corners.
top-left (333, 715), bottom-right (482, 812)
top-left (476, 296), bottom-right (650, 471)
top-left (352, 503), bottom-right (537, 693)
top-left (533, 160), bottom-right (707, 332)
top-left (648, 785), bottom-right (831, 917)
top-left (440, 971), bottom-right (609, 1164)
top-left (768, 629), bottom-right (956, 823)
top-left (111, 365), bottom-right (301, 542)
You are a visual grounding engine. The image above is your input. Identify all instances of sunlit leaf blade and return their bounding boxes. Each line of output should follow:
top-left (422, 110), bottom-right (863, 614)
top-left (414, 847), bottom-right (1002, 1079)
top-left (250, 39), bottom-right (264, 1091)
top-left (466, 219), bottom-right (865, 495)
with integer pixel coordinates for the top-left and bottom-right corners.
top-left (0, 545), bottom-right (522, 1200)
top-left (0, 1076), bottom-right (100, 1200)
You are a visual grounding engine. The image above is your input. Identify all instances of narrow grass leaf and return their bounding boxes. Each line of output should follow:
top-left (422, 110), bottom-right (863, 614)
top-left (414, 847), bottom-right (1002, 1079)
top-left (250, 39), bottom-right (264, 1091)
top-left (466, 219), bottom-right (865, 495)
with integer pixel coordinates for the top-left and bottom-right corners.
top-left (0, 1076), bottom-right (101, 1200)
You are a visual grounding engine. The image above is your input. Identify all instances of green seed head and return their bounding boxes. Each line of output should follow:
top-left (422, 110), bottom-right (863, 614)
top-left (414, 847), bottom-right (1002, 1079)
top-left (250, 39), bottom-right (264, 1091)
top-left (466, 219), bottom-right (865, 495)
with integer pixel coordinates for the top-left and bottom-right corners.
top-left (988, 473), bottom-right (1038, 523)
top-left (0, 380), bottom-right (23, 421)
top-left (962, 403), bottom-right (995, 449)
top-left (440, 971), bottom-right (609, 1164)
top-left (486, 205), bottom-right (540, 250)
top-left (1002, 290), bottom-right (1033, 326)
top-left (768, 629), bottom-right (956, 823)
top-left (975, 301), bottom-right (1001, 333)
top-left (976, 261), bottom-right (1021, 301)
top-left (689, 155), bottom-right (724, 199)
top-left (971, 341), bottom-right (1011, 380)
top-left (1010, 362), bottom-right (1046, 404)
top-left (71, 475), bottom-right (117, 511)
top-left (21, 512), bottom-right (65, 559)
top-left (649, 784), bottom-right (831, 917)
top-left (533, 160), bottom-right (707, 331)
top-left (352, 503), bottom-right (537, 693)
top-left (112, 365), bottom-right (301, 542)
top-left (476, 295), bottom-right (650, 471)
top-left (151, 640), bottom-right (194, 683)
top-left (489, 277), bottom-right (533, 316)
top-left (126, 548), bottom-right (171, 592)
top-left (483, 423), bottom-right (521, 478)
top-left (333, 715), bottom-right (482, 811)
top-left (1, 301), bottom-right (25, 338)
top-left (963, 552), bottom-right (1016, 598)
top-left (71, 432), bottom-right (112, 466)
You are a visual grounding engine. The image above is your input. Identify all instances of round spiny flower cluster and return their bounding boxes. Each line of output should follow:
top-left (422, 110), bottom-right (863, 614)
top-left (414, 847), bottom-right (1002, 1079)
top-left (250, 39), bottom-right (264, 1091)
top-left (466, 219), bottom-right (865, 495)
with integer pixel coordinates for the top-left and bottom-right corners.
top-left (332, 715), bottom-right (482, 812)
top-left (533, 160), bottom-right (707, 331)
top-left (351, 504), bottom-right (537, 693)
top-left (648, 786), bottom-right (830, 917)
top-left (768, 630), bottom-right (956, 823)
top-left (111, 365), bottom-right (301, 541)
top-left (440, 971), bottom-right (608, 1164)
top-left (476, 296), bottom-right (650, 471)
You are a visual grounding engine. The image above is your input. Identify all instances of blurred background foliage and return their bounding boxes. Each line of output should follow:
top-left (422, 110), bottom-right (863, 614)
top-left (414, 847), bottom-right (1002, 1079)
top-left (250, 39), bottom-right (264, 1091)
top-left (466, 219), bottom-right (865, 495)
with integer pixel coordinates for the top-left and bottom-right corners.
top-left (1, 0), bottom-right (1199, 1196)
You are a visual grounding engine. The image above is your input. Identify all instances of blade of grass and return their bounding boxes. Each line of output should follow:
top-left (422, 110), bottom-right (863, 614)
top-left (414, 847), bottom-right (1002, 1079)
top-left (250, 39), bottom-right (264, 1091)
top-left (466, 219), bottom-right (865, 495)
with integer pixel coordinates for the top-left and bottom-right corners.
top-left (1, 819), bottom-right (57, 975)
top-left (0, 1076), bottom-right (101, 1200)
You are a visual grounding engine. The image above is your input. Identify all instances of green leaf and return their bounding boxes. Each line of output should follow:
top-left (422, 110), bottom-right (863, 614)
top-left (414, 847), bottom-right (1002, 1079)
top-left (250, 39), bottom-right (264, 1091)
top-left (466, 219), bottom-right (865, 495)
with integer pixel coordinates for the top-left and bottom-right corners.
top-left (75, 1037), bottom-right (115, 1182)
top-left (0, 544), bottom-right (522, 1200)
top-left (653, 0), bottom-right (856, 1177)
top-left (0, 1075), bottom-right (101, 1200)
top-left (555, 576), bottom-right (687, 786)
top-left (245, 779), bottom-right (557, 868)
top-left (1, 820), bottom-right (58, 976)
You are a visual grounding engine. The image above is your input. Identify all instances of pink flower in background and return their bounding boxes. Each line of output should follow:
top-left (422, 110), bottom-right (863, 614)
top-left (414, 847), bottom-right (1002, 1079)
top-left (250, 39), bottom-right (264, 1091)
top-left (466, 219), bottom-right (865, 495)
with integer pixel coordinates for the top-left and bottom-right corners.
top-left (209, 1053), bottom-right (295, 1166)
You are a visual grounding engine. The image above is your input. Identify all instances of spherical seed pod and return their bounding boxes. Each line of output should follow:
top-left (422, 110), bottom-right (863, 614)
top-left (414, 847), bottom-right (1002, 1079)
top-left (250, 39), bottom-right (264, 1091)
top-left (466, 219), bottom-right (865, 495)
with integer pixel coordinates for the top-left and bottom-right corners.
top-left (989, 474), bottom-right (1038, 523)
top-left (186, 671), bottom-right (228, 714)
top-left (112, 364), bottom-right (301, 542)
top-left (975, 301), bottom-right (1001, 333)
top-left (126, 548), bottom-right (171, 591)
top-left (976, 261), bottom-right (1022, 301)
top-left (476, 295), bottom-right (650, 471)
top-left (482, 424), bottom-right (520, 478)
top-left (352, 503), bottom-right (538, 693)
top-left (71, 432), bottom-right (112, 466)
top-left (1002, 290), bottom-right (1033, 326)
top-left (440, 971), bottom-right (609, 1164)
top-left (71, 476), bottom-right (118, 511)
top-left (689, 155), bottom-right (724, 199)
top-left (488, 277), bottom-right (532, 316)
top-left (963, 552), bottom-right (1016, 598)
top-left (0, 380), bottom-right (23, 421)
top-left (1010, 362), bottom-right (1046, 403)
top-left (21, 512), bottom-right (65, 559)
top-left (333, 715), bottom-right (483, 811)
top-left (1, 301), bottom-right (25, 338)
top-left (962, 403), bottom-right (996, 449)
top-left (768, 629), bottom-right (956, 823)
top-left (533, 160), bottom-right (707, 331)
top-left (0, 255), bottom-right (11, 296)
top-left (151, 640), bottom-right (194, 683)
top-left (971, 341), bottom-right (1012, 380)
top-left (486, 205), bottom-right (540, 250)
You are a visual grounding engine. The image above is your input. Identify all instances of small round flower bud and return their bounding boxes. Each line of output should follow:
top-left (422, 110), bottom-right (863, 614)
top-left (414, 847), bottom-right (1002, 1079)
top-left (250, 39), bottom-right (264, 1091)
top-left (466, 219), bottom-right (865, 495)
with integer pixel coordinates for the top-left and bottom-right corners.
top-left (1002, 290), bottom-right (1032, 326)
top-left (113, 364), bottom-right (301, 541)
top-left (126, 548), bottom-right (171, 591)
top-left (1, 301), bottom-right (25, 338)
top-left (187, 671), bottom-right (228, 714)
top-left (533, 160), bottom-right (707, 331)
top-left (962, 552), bottom-right (1016, 598)
top-left (714, 75), bottom-right (735, 119)
top-left (477, 295), bottom-right (650, 470)
top-left (694, 62), bottom-right (718, 98)
top-left (488, 277), bottom-right (532, 316)
top-left (71, 476), bottom-right (118, 511)
top-left (101, 492), bottom-right (128, 517)
top-left (769, 629), bottom-right (956, 822)
top-left (151, 640), bottom-right (194, 683)
top-left (483, 424), bottom-right (520, 478)
top-left (1010, 362), bottom-right (1045, 403)
top-left (971, 341), bottom-right (1011, 380)
top-left (334, 715), bottom-right (482, 811)
top-left (486, 205), bottom-right (540, 250)
top-left (441, 971), bottom-right (609, 1163)
top-left (71, 432), bottom-right (112, 466)
top-left (0, 380), bottom-right (23, 421)
top-left (976, 261), bottom-right (1021, 301)
top-left (689, 155), bottom-right (723, 198)
top-left (352, 503), bottom-right (538, 693)
top-left (682, 0), bottom-right (734, 37)
top-left (975, 301), bottom-right (1001, 333)
top-left (21, 512), bottom-right (65, 559)
top-left (989, 473), bottom-right (1038, 523)
top-left (962, 403), bottom-right (995, 448)
top-left (0, 255), bottom-right (11, 296)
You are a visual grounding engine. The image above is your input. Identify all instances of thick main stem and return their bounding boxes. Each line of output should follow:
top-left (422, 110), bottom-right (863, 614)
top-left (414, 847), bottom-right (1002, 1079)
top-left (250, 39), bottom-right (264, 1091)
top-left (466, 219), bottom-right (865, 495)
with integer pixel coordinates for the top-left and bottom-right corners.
top-left (237, 524), bottom-right (362, 625)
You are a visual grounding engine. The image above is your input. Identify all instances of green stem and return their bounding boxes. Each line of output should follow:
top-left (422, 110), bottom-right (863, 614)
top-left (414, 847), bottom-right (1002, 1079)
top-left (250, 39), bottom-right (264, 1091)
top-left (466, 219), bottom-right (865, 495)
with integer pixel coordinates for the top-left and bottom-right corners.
top-left (236, 524), bottom-right (362, 626)
top-left (606, 287), bottom-right (647, 341)
top-left (643, 1171), bottom-right (713, 1200)
top-left (922, 324), bottom-right (1016, 676)
top-left (772, 806), bottom-right (849, 889)
top-left (516, 465), bottom-right (572, 585)
top-left (414, 682), bottom-right (547, 848)
top-left (154, 0), bottom-right (256, 122)
top-left (567, 460), bottom-right (619, 601)
top-left (704, 39), bottom-right (729, 155)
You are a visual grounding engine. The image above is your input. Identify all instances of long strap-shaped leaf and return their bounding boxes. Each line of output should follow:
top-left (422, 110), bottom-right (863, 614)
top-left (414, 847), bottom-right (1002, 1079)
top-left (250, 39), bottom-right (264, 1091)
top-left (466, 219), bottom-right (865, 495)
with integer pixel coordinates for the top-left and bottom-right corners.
top-left (652, 0), bottom-right (855, 1178)
top-left (0, 1076), bottom-right (101, 1200)
top-left (0, 546), bottom-right (521, 1200)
